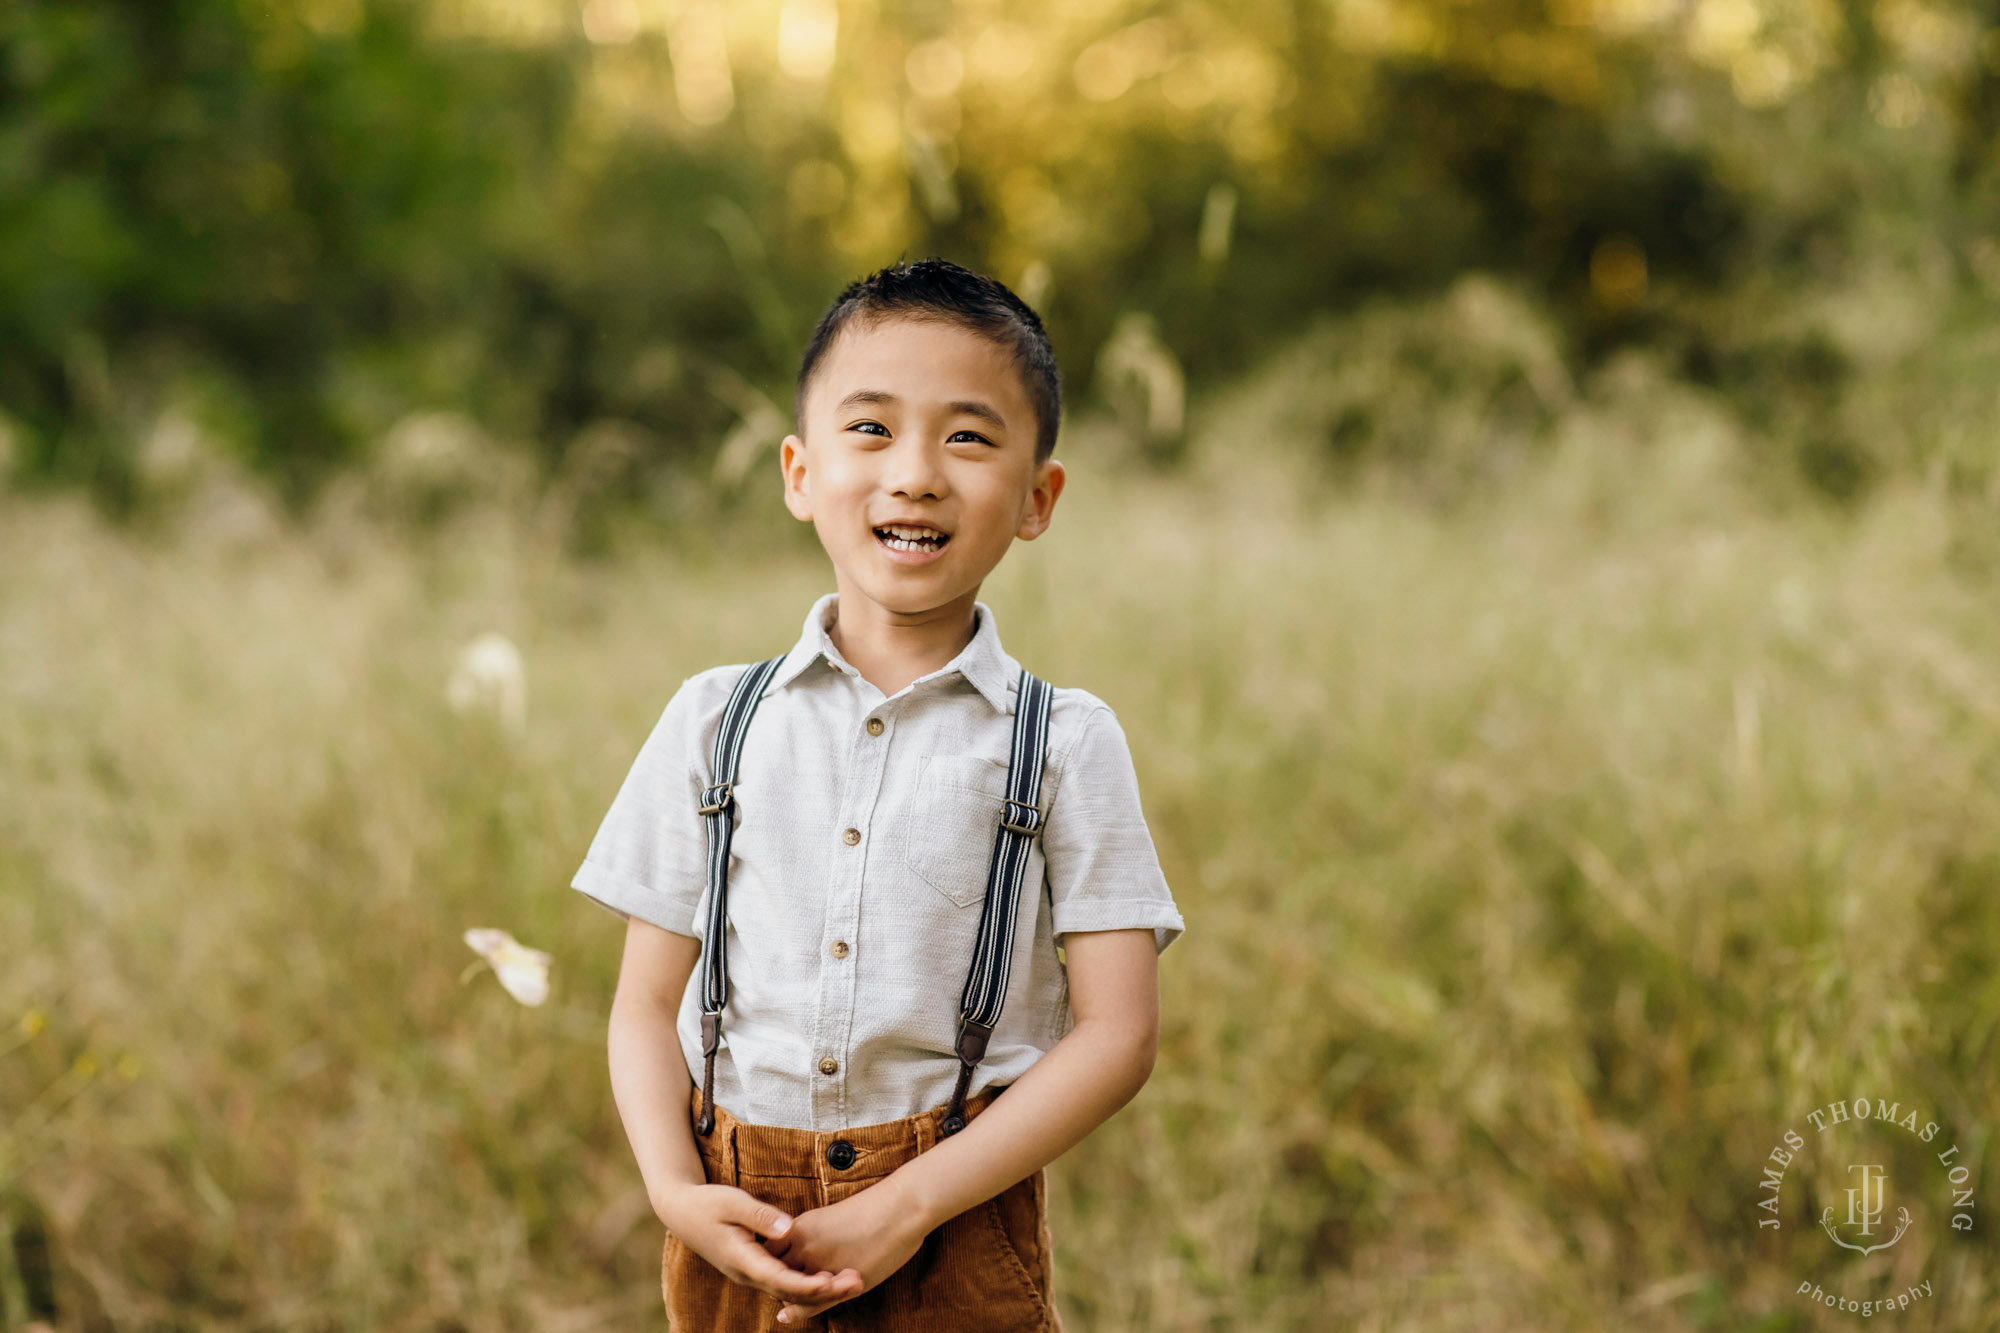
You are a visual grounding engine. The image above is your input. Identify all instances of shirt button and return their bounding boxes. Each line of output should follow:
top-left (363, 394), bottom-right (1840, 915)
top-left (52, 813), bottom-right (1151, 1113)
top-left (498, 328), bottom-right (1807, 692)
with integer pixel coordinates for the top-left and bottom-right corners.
top-left (818, 1056), bottom-right (839, 1076)
top-left (842, 827), bottom-right (860, 846)
top-left (866, 718), bottom-right (884, 736)
top-left (830, 940), bottom-right (849, 959)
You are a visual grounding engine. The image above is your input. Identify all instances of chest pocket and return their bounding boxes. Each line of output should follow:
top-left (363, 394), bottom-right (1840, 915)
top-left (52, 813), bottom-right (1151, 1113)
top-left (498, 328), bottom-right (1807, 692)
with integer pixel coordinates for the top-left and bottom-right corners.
top-left (900, 753), bottom-right (1011, 908)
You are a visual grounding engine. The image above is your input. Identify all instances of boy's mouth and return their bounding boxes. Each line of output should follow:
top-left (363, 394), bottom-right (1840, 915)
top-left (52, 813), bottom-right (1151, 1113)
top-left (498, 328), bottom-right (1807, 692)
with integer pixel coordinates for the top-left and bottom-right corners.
top-left (873, 523), bottom-right (951, 557)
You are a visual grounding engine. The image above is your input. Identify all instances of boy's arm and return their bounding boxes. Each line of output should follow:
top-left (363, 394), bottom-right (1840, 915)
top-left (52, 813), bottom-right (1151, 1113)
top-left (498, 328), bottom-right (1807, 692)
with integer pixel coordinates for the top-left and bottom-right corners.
top-left (608, 917), bottom-right (867, 1305)
top-left (879, 926), bottom-right (1161, 1224)
top-left (772, 927), bottom-right (1159, 1321)
top-left (606, 918), bottom-right (707, 1213)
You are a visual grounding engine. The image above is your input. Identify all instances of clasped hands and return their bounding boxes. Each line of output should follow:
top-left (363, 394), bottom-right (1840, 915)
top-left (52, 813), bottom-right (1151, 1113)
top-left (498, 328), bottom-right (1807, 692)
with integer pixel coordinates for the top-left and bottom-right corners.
top-left (659, 1175), bottom-right (932, 1325)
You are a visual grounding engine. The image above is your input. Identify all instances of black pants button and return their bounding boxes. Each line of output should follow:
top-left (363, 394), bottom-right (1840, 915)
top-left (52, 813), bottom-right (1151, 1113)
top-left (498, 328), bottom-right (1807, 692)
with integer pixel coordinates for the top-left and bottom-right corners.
top-left (826, 1138), bottom-right (856, 1170)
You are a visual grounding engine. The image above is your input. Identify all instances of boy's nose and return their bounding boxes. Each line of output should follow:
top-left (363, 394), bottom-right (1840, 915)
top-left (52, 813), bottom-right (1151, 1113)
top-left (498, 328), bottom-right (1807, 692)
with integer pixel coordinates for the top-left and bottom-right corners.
top-left (884, 442), bottom-right (947, 498)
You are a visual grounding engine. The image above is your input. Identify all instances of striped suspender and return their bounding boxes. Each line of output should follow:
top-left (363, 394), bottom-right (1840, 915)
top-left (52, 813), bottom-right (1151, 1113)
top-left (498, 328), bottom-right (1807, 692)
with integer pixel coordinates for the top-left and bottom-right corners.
top-left (690, 656), bottom-right (1053, 1140)
top-left (693, 654), bottom-right (786, 1137)
top-left (941, 667), bottom-right (1053, 1135)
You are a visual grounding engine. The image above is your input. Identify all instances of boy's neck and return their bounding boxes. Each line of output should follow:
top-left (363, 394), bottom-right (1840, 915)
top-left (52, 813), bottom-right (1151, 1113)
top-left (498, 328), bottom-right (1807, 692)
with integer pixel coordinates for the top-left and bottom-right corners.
top-left (824, 580), bottom-right (981, 700)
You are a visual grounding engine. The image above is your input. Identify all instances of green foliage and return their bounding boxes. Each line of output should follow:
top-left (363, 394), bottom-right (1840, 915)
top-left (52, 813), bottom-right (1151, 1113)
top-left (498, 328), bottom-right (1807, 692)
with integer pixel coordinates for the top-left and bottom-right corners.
top-left (0, 0), bottom-right (809, 512)
top-left (3, 0), bottom-right (1999, 521)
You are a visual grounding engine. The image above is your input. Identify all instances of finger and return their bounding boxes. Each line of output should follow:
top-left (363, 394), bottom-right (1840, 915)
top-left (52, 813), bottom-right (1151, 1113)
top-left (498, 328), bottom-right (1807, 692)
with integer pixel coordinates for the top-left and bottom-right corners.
top-left (777, 1269), bottom-right (865, 1323)
top-left (729, 1193), bottom-right (796, 1243)
top-left (777, 1273), bottom-right (859, 1320)
top-left (729, 1243), bottom-right (848, 1300)
top-left (751, 1270), bottom-right (844, 1304)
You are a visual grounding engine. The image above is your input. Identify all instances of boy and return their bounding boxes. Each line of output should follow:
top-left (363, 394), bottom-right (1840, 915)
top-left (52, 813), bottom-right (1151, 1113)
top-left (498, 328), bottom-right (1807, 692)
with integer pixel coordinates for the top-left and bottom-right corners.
top-left (571, 258), bottom-right (1185, 1330)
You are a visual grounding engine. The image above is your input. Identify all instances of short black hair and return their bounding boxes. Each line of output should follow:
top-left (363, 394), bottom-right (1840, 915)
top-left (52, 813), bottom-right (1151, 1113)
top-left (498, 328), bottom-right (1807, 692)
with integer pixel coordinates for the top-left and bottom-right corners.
top-left (794, 257), bottom-right (1062, 463)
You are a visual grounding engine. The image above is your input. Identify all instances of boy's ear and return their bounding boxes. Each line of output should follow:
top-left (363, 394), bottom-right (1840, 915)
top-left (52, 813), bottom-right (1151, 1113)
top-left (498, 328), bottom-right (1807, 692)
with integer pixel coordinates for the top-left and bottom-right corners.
top-left (1016, 458), bottom-right (1065, 540)
top-left (780, 432), bottom-right (811, 520)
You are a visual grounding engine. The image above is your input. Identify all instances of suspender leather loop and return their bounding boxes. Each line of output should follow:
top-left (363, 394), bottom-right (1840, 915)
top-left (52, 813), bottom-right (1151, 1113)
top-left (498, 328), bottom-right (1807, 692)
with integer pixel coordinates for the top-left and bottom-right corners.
top-left (696, 1011), bottom-right (722, 1136)
top-left (954, 1017), bottom-right (995, 1066)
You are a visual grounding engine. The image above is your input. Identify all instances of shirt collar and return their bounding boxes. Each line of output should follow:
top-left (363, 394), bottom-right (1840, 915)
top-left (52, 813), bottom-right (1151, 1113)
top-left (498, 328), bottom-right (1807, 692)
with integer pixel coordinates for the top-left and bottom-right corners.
top-left (764, 591), bottom-right (1019, 713)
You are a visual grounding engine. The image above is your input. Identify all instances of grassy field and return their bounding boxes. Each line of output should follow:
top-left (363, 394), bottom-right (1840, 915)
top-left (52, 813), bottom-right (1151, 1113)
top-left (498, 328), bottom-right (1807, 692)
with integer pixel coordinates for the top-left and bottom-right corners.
top-left (3, 341), bottom-right (1997, 1330)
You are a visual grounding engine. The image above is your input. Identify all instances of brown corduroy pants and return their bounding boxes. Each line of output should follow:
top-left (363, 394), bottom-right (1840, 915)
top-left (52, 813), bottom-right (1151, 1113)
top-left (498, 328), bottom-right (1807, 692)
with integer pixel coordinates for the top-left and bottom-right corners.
top-left (663, 1083), bottom-right (1063, 1332)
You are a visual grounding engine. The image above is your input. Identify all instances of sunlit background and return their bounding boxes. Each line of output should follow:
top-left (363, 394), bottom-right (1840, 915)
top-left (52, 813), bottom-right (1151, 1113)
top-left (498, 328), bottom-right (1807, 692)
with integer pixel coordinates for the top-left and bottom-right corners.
top-left (3, 0), bottom-right (1998, 1328)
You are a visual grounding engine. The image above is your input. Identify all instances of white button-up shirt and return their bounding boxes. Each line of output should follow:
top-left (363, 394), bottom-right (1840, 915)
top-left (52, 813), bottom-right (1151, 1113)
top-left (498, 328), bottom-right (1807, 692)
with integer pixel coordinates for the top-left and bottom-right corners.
top-left (571, 591), bottom-right (1186, 1131)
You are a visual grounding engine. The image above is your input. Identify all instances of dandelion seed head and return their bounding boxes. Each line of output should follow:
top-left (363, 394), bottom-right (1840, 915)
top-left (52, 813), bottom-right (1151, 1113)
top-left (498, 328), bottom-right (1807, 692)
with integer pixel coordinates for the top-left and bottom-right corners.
top-left (446, 632), bottom-right (528, 735)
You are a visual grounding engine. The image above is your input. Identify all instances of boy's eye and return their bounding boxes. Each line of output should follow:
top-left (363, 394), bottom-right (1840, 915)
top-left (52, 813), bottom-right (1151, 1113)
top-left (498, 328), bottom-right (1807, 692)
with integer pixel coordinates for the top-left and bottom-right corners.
top-left (846, 421), bottom-right (993, 446)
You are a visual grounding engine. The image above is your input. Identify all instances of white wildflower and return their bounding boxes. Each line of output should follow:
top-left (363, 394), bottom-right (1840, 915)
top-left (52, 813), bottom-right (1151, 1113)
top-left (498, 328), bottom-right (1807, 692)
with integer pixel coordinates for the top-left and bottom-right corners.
top-left (447, 632), bottom-right (527, 734)
top-left (462, 928), bottom-right (553, 1007)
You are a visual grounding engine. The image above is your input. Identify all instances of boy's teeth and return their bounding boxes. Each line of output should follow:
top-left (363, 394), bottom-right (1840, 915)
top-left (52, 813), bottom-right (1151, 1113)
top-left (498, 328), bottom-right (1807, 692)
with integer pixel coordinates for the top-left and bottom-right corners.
top-left (876, 525), bottom-right (947, 551)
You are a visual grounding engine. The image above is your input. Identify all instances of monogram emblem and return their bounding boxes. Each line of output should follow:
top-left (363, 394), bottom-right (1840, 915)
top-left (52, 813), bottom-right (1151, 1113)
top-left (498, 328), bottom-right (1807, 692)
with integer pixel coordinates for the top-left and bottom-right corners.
top-left (1818, 1164), bottom-right (1911, 1257)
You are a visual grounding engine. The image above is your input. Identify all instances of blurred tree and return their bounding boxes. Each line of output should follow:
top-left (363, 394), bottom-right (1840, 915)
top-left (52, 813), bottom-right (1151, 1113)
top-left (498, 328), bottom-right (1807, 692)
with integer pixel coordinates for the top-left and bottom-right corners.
top-left (2, 0), bottom-right (572, 506)
top-left (1, 0), bottom-right (1993, 513)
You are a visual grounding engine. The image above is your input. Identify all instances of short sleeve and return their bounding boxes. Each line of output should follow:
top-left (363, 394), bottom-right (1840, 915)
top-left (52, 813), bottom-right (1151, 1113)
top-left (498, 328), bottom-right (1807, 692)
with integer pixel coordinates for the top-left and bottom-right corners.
top-left (1041, 704), bottom-right (1186, 955)
top-left (569, 677), bottom-right (709, 936)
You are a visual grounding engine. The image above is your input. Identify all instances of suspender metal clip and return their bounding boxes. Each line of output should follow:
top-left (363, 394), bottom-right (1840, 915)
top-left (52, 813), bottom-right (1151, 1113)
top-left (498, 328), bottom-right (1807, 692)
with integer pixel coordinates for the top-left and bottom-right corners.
top-left (698, 782), bottom-right (734, 816)
top-left (999, 799), bottom-right (1043, 837)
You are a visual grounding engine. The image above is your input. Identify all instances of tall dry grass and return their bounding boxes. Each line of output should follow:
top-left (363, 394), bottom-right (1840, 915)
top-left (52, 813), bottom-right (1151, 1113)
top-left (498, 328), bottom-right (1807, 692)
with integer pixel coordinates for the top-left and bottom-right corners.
top-left (3, 337), bottom-right (1996, 1329)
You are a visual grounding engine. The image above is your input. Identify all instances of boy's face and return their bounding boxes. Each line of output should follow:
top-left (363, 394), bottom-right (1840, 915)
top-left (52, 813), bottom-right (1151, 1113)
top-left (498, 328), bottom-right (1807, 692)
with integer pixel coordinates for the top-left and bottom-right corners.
top-left (780, 314), bottom-right (1064, 625)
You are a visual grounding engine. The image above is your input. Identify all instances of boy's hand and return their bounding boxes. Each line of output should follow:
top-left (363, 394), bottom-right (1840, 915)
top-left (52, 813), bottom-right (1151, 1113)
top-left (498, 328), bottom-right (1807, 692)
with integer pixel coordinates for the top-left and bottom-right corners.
top-left (757, 1179), bottom-right (934, 1323)
top-left (657, 1183), bottom-right (866, 1306)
